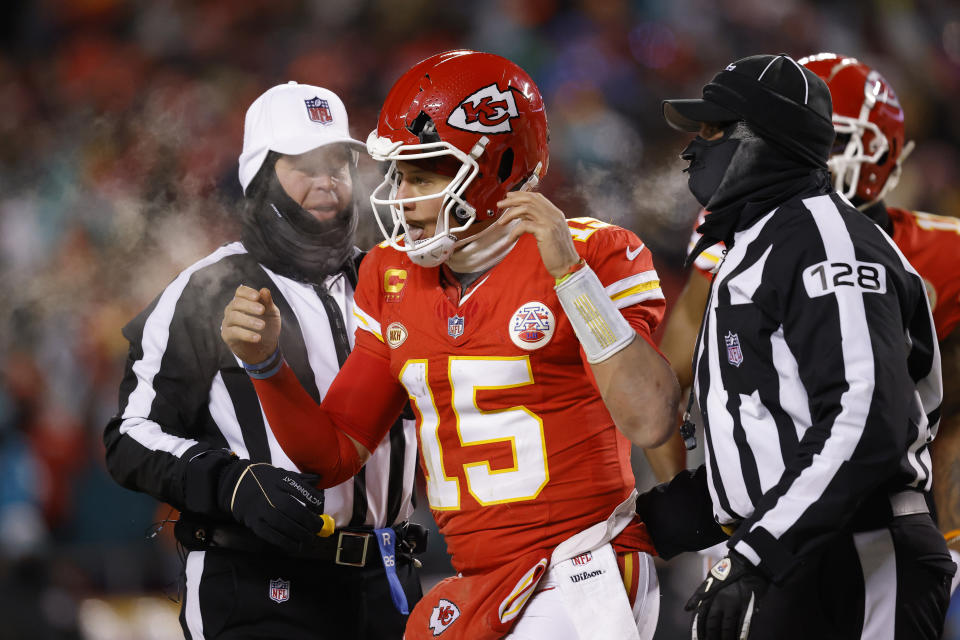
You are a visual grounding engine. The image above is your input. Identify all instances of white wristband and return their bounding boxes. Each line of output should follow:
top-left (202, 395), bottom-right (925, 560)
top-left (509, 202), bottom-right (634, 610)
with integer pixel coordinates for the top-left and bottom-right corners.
top-left (555, 264), bottom-right (635, 363)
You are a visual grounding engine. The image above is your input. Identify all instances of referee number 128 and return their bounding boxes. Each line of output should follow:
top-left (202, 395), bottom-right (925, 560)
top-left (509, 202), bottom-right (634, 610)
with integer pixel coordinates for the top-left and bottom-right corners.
top-left (802, 260), bottom-right (887, 298)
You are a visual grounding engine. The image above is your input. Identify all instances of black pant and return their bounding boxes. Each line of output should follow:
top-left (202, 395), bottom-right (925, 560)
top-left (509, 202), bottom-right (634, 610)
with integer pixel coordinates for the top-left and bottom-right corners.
top-left (744, 514), bottom-right (955, 639)
top-left (179, 548), bottom-right (423, 639)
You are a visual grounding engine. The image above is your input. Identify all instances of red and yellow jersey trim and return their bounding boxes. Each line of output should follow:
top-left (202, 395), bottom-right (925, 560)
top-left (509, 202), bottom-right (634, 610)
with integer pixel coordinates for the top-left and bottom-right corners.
top-left (353, 305), bottom-right (383, 342)
top-left (497, 558), bottom-right (549, 624)
top-left (606, 270), bottom-right (663, 309)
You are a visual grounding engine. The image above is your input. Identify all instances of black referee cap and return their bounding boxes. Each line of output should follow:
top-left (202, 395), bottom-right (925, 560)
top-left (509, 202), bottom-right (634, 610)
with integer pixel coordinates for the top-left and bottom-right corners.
top-left (663, 54), bottom-right (835, 167)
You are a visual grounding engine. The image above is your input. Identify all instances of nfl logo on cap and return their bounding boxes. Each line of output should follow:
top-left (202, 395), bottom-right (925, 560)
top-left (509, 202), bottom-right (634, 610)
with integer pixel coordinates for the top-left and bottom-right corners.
top-left (304, 97), bottom-right (333, 124)
top-left (269, 577), bottom-right (290, 603)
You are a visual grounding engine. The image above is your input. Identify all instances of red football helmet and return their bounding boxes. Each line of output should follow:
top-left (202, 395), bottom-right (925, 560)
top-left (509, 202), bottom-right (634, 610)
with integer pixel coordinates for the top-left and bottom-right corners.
top-left (799, 53), bottom-right (914, 208)
top-left (367, 50), bottom-right (549, 267)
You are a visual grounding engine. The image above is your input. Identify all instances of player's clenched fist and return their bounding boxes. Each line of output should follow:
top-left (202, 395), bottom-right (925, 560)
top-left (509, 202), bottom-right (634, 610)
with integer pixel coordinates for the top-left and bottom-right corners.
top-left (221, 285), bottom-right (281, 364)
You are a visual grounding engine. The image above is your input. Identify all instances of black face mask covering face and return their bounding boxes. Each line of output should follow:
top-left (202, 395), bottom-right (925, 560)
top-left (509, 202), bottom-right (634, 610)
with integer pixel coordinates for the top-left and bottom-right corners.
top-left (681, 127), bottom-right (741, 207)
top-left (241, 153), bottom-right (358, 284)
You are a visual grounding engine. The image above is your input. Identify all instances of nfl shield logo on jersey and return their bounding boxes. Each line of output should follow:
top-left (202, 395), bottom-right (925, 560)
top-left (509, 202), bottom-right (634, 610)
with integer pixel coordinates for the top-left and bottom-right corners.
top-left (725, 331), bottom-right (743, 367)
top-left (304, 97), bottom-right (333, 124)
top-left (429, 598), bottom-right (461, 635)
top-left (269, 578), bottom-right (290, 603)
top-left (448, 315), bottom-right (465, 339)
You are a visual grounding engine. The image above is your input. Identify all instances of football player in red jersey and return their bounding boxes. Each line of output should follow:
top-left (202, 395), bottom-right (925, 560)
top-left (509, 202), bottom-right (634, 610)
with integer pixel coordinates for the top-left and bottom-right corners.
top-left (221, 50), bottom-right (680, 640)
top-left (656, 53), bottom-right (960, 596)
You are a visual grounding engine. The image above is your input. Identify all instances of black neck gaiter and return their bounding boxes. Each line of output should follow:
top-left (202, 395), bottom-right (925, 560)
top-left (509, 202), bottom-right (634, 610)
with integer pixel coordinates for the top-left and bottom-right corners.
top-left (240, 153), bottom-right (359, 285)
top-left (684, 122), bottom-right (833, 265)
top-left (860, 200), bottom-right (893, 235)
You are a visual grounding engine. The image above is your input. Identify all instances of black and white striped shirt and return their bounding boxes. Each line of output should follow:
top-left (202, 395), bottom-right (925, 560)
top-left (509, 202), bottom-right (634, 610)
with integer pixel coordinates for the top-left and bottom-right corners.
top-left (104, 241), bottom-right (417, 530)
top-left (693, 191), bottom-right (941, 579)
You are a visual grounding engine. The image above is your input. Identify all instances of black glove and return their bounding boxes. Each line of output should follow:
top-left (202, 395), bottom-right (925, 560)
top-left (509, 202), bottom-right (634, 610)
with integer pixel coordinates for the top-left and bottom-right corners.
top-left (685, 551), bottom-right (769, 640)
top-left (635, 464), bottom-right (728, 559)
top-left (218, 461), bottom-right (329, 552)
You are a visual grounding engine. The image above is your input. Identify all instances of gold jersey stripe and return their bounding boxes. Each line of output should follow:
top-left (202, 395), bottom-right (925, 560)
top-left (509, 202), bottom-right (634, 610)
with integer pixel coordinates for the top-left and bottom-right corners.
top-left (610, 279), bottom-right (661, 302)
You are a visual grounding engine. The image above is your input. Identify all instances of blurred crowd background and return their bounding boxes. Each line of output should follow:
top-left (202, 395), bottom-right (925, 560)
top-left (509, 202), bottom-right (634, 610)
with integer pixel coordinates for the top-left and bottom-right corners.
top-left (1, 0), bottom-right (958, 638)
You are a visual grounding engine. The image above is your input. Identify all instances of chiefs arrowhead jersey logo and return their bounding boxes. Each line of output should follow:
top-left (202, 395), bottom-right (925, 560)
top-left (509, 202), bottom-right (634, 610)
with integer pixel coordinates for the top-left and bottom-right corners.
top-left (429, 598), bottom-right (461, 636)
top-left (447, 84), bottom-right (519, 134)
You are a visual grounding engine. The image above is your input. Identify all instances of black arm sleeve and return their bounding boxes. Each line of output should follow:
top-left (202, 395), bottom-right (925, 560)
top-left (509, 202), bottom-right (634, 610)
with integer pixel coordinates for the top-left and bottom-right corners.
top-left (636, 464), bottom-right (728, 559)
top-left (103, 261), bottom-right (237, 517)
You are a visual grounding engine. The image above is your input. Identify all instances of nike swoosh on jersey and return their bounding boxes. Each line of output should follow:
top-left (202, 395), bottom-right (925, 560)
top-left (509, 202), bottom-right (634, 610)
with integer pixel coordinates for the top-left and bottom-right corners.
top-left (626, 244), bottom-right (645, 261)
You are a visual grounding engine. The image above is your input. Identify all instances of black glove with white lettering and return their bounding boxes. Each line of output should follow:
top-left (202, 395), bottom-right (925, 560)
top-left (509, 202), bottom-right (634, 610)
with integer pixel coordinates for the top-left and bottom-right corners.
top-left (218, 460), bottom-right (329, 552)
top-left (685, 551), bottom-right (769, 640)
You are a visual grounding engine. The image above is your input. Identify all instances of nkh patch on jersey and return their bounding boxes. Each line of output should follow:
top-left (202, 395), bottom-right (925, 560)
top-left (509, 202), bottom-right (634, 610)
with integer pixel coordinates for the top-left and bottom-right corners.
top-left (509, 302), bottom-right (555, 350)
top-left (269, 577), bottom-right (290, 603)
top-left (304, 97), bottom-right (333, 124)
top-left (386, 322), bottom-right (408, 349)
top-left (446, 84), bottom-right (519, 134)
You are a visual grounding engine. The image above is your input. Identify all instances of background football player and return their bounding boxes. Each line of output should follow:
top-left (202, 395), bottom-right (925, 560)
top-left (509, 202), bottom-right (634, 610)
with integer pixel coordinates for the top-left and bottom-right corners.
top-left (221, 50), bottom-right (681, 640)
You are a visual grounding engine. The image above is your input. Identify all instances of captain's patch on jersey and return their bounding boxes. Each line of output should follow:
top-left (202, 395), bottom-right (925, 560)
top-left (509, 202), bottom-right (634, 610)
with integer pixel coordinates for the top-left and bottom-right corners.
top-left (802, 260), bottom-right (887, 298)
top-left (384, 268), bottom-right (408, 303)
top-left (429, 598), bottom-right (461, 635)
top-left (386, 322), bottom-right (408, 349)
top-left (509, 302), bottom-right (555, 350)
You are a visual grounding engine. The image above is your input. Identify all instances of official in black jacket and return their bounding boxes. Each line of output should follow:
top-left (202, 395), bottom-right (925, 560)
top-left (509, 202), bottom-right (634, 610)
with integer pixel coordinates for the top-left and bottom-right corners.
top-left (645, 54), bottom-right (956, 640)
top-left (103, 82), bottom-right (423, 639)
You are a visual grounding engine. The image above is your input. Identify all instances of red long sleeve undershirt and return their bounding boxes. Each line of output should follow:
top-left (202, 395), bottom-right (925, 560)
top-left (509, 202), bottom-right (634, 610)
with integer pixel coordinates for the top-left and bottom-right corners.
top-left (251, 345), bottom-right (409, 487)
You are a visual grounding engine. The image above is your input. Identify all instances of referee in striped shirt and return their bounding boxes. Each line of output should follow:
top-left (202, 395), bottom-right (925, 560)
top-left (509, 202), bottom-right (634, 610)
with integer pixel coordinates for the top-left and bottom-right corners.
top-left (654, 54), bottom-right (956, 639)
top-left (104, 83), bottom-right (422, 639)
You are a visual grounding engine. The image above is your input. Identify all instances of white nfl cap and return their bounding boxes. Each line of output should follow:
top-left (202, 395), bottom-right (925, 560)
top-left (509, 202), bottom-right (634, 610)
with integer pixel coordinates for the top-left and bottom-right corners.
top-left (238, 81), bottom-right (364, 194)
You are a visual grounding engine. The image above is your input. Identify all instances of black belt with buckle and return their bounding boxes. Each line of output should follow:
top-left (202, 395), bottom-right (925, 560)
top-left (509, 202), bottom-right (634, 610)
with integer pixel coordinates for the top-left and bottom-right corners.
top-left (174, 516), bottom-right (428, 568)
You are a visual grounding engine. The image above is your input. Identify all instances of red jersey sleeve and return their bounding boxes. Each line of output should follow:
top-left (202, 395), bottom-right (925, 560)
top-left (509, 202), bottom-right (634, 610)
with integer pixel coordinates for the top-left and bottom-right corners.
top-left (569, 218), bottom-right (665, 341)
top-left (251, 346), bottom-right (408, 485)
top-left (248, 247), bottom-right (409, 484)
top-left (889, 208), bottom-right (960, 341)
top-left (352, 245), bottom-right (393, 356)
top-left (688, 209), bottom-right (726, 278)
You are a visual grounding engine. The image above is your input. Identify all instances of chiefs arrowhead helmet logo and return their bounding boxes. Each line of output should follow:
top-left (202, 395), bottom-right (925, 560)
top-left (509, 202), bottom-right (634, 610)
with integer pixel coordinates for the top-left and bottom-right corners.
top-left (447, 84), bottom-right (520, 134)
